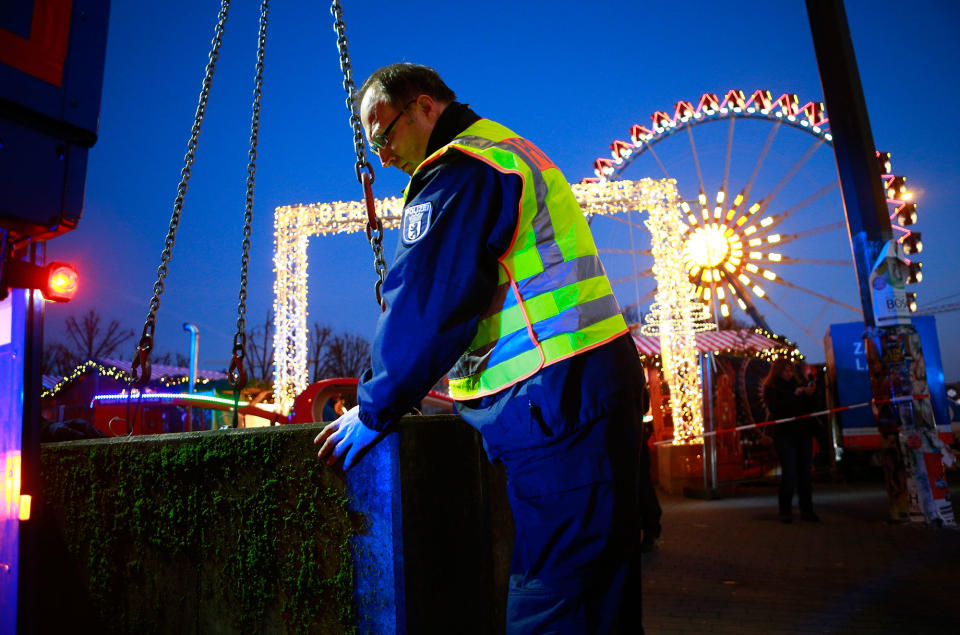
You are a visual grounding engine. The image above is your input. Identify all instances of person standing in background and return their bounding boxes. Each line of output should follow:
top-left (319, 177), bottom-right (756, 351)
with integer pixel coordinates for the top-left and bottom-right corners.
top-left (762, 359), bottom-right (819, 523)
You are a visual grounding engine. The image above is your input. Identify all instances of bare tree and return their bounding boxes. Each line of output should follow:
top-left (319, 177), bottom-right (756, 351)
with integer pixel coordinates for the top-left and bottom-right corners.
top-left (64, 309), bottom-right (135, 360)
top-left (307, 323), bottom-right (332, 381)
top-left (152, 351), bottom-right (190, 367)
top-left (246, 310), bottom-right (275, 383)
top-left (45, 310), bottom-right (135, 374)
top-left (42, 310), bottom-right (134, 378)
top-left (40, 342), bottom-right (76, 377)
top-left (323, 332), bottom-right (371, 378)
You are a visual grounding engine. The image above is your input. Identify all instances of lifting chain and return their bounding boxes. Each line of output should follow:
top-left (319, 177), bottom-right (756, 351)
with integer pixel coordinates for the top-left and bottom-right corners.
top-left (228, 0), bottom-right (270, 409)
top-left (131, 0), bottom-right (231, 388)
top-left (331, 0), bottom-right (388, 312)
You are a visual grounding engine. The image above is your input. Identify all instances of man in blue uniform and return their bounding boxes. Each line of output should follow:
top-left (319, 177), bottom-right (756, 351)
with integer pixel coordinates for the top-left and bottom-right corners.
top-left (317, 63), bottom-right (646, 633)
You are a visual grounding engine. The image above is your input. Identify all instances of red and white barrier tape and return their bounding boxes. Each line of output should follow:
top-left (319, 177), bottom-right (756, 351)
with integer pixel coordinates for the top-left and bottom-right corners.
top-left (653, 393), bottom-right (930, 446)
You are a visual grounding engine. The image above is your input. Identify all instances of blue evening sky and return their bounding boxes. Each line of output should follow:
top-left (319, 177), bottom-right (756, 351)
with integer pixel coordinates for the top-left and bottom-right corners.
top-left (45, 0), bottom-right (960, 381)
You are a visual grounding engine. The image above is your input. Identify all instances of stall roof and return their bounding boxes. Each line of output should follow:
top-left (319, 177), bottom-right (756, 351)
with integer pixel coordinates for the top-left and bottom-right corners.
top-left (630, 328), bottom-right (795, 358)
top-left (103, 358), bottom-right (227, 381)
top-left (42, 358), bottom-right (227, 399)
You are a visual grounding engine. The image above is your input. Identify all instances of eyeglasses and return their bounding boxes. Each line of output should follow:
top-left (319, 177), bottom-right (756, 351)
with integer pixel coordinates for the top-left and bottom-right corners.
top-left (369, 100), bottom-right (416, 152)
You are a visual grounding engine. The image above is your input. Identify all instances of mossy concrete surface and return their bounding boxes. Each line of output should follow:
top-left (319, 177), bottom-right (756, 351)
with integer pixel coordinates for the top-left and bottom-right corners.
top-left (39, 423), bottom-right (362, 634)
top-left (37, 415), bottom-right (514, 634)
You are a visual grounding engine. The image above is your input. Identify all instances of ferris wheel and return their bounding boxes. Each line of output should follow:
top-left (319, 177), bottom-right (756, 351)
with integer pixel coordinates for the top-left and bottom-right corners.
top-left (585, 89), bottom-right (921, 351)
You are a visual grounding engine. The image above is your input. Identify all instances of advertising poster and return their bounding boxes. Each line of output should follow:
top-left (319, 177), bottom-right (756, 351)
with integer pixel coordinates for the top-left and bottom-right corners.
top-left (865, 327), bottom-right (956, 526)
top-left (867, 240), bottom-right (911, 327)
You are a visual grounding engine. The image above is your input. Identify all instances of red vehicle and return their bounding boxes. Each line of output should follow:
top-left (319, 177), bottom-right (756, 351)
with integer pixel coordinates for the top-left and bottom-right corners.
top-left (289, 377), bottom-right (454, 424)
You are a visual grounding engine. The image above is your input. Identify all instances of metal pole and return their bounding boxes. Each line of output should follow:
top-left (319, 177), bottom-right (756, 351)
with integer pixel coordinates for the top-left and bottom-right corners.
top-left (699, 352), bottom-right (718, 494)
top-left (806, 0), bottom-right (892, 327)
top-left (183, 323), bottom-right (199, 431)
top-left (18, 241), bottom-right (45, 635)
top-left (806, 0), bottom-right (952, 525)
top-left (706, 353), bottom-right (718, 490)
top-left (700, 353), bottom-right (709, 492)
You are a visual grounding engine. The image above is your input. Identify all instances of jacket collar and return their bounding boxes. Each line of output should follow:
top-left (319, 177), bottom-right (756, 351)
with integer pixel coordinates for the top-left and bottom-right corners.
top-left (425, 102), bottom-right (481, 157)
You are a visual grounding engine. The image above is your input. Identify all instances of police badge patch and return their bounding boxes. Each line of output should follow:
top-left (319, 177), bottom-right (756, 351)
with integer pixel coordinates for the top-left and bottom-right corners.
top-left (401, 201), bottom-right (433, 245)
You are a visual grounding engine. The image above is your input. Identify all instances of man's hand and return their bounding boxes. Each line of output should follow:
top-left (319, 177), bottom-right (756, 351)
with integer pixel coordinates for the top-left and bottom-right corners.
top-left (314, 405), bottom-right (384, 471)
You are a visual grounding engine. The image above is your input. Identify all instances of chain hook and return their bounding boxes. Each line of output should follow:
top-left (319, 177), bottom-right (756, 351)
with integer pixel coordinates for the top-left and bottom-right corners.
top-left (228, 331), bottom-right (248, 391)
top-left (362, 171), bottom-right (378, 239)
top-left (130, 346), bottom-right (153, 388)
top-left (361, 171), bottom-right (388, 312)
top-left (228, 351), bottom-right (247, 391)
top-left (355, 160), bottom-right (374, 186)
top-left (130, 322), bottom-right (155, 387)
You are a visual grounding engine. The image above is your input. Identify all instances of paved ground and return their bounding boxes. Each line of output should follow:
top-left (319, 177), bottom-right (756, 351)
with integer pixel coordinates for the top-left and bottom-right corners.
top-left (641, 476), bottom-right (960, 634)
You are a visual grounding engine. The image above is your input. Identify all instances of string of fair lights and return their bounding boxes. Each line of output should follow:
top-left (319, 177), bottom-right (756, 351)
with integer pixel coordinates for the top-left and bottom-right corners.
top-left (272, 178), bottom-right (684, 413)
top-left (41, 360), bottom-right (216, 400)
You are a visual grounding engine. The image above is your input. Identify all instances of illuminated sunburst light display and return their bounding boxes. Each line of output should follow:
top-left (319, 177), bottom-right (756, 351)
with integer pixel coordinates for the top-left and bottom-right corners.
top-left (680, 191), bottom-right (784, 322)
top-left (684, 224), bottom-right (736, 269)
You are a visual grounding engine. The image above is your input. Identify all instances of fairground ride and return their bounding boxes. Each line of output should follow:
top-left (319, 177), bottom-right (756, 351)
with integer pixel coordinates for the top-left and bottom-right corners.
top-left (584, 89), bottom-right (922, 356)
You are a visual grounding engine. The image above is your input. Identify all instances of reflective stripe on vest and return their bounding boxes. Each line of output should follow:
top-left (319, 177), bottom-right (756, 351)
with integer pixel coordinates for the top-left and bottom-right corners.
top-left (411, 119), bottom-right (628, 400)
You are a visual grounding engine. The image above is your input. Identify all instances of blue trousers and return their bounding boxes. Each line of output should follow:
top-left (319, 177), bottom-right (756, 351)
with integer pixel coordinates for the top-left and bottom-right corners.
top-left (500, 401), bottom-right (644, 634)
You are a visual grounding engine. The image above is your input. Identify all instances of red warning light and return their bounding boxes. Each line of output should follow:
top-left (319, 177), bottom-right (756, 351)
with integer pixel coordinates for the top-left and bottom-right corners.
top-left (44, 262), bottom-right (78, 302)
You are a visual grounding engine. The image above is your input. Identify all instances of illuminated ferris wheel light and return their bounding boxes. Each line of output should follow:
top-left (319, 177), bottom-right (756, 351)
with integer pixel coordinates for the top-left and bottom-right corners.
top-left (685, 226), bottom-right (730, 268)
top-left (670, 184), bottom-right (798, 309)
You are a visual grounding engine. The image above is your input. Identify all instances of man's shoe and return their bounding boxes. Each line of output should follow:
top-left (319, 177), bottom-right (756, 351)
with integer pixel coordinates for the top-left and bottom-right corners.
top-left (778, 513), bottom-right (792, 524)
top-left (801, 511), bottom-right (820, 522)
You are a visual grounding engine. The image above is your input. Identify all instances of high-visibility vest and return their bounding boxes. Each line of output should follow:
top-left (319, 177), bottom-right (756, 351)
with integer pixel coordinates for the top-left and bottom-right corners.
top-left (410, 119), bottom-right (628, 400)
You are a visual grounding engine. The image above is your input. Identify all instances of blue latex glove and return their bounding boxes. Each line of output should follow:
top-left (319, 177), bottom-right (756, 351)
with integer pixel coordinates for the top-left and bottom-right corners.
top-left (314, 405), bottom-right (385, 471)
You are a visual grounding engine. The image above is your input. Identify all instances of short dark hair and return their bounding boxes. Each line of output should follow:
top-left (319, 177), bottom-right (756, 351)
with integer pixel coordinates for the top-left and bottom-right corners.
top-left (358, 63), bottom-right (456, 108)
